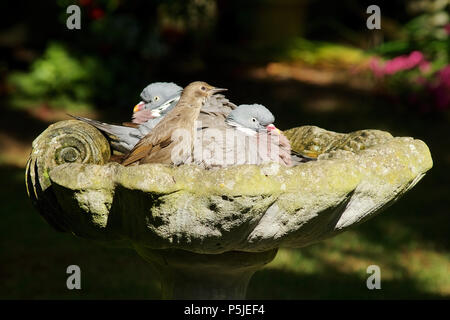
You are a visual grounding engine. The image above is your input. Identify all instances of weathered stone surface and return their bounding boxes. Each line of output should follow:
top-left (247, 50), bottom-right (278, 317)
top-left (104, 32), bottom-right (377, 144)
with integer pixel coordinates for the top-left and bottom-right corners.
top-left (25, 120), bottom-right (110, 232)
top-left (40, 124), bottom-right (433, 254)
top-left (134, 247), bottom-right (278, 299)
top-left (284, 125), bottom-right (394, 158)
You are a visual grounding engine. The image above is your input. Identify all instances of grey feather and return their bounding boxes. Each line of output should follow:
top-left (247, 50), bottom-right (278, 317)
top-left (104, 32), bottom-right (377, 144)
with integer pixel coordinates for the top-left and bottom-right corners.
top-left (71, 115), bottom-right (143, 153)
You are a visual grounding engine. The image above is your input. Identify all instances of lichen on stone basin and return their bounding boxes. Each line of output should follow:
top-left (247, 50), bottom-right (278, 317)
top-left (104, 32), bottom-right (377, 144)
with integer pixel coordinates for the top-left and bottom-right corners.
top-left (45, 125), bottom-right (432, 254)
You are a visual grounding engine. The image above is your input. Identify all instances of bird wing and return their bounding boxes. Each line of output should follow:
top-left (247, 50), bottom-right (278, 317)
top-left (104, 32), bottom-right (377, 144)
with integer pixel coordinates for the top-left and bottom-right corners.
top-left (122, 122), bottom-right (140, 128)
top-left (70, 115), bottom-right (140, 153)
top-left (122, 109), bottom-right (184, 166)
top-left (121, 139), bottom-right (154, 166)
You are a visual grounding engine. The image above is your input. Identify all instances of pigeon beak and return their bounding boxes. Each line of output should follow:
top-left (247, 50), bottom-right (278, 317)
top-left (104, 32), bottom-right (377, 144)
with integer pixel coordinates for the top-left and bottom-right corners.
top-left (133, 101), bottom-right (145, 113)
top-left (266, 124), bottom-right (280, 134)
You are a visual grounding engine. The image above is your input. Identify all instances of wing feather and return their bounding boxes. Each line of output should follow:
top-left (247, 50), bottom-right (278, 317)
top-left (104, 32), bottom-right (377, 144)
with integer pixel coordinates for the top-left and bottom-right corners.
top-left (121, 141), bottom-right (154, 166)
top-left (122, 107), bottom-right (186, 166)
top-left (122, 122), bottom-right (140, 128)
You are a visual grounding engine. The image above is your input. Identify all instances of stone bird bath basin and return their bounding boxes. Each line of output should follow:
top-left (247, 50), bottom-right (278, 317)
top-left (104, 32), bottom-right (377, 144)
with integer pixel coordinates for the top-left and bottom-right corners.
top-left (25, 120), bottom-right (433, 299)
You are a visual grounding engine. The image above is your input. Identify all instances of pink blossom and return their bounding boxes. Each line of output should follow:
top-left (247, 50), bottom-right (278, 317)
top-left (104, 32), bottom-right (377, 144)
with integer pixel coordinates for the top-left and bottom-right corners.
top-left (369, 51), bottom-right (430, 77)
top-left (383, 51), bottom-right (425, 74)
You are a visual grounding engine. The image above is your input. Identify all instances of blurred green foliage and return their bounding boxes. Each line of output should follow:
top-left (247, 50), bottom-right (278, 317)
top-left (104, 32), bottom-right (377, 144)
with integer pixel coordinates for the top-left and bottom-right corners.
top-left (283, 38), bottom-right (369, 66)
top-left (8, 43), bottom-right (102, 110)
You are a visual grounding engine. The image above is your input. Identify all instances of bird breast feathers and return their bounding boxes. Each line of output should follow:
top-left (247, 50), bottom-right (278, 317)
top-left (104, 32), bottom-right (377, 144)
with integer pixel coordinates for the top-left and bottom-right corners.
top-left (122, 102), bottom-right (199, 166)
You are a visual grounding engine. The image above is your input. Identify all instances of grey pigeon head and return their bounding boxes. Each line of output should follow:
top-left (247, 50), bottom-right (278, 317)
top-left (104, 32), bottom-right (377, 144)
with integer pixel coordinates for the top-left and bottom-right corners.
top-left (138, 82), bottom-right (182, 111)
top-left (133, 82), bottom-right (183, 124)
top-left (226, 104), bottom-right (275, 133)
top-left (140, 82), bottom-right (182, 104)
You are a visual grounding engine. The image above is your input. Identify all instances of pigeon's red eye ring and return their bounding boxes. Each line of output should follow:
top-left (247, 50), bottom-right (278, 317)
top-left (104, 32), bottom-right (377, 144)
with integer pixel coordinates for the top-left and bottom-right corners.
top-left (201, 86), bottom-right (206, 91)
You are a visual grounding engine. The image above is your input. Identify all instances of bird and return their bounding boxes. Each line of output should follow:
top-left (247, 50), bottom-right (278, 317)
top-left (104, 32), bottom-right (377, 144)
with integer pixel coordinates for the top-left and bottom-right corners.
top-left (132, 82), bottom-right (183, 124)
top-left (190, 104), bottom-right (294, 168)
top-left (121, 81), bottom-right (227, 166)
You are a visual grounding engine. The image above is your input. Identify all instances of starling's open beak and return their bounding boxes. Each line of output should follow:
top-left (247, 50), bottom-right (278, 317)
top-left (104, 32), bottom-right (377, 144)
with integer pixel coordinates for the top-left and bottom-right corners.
top-left (210, 87), bottom-right (228, 94)
top-left (133, 101), bottom-right (145, 113)
top-left (266, 124), bottom-right (281, 134)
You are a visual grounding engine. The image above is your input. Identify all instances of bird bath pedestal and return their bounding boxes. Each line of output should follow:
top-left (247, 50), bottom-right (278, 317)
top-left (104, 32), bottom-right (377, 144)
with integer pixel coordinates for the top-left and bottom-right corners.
top-left (26, 120), bottom-right (433, 299)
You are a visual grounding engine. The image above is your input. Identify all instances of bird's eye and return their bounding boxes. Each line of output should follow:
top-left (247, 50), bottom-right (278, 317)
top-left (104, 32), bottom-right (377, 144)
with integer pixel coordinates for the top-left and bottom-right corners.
top-left (154, 96), bottom-right (160, 101)
top-left (201, 86), bottom-right (206, 91)
top-left (252, 118), bottom-right (257, 122)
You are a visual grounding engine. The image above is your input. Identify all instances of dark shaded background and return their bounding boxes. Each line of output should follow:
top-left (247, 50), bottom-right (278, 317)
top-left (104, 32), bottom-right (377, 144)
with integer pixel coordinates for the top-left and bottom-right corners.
top-left (0, 0), bottom-right (449, 299)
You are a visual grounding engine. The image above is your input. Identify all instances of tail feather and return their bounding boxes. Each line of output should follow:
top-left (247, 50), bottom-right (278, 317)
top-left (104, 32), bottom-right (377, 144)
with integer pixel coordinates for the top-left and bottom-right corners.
top-left (71, 115), bottom-right (120, 136)
top-left (70, 114), bottom-right (140, 153)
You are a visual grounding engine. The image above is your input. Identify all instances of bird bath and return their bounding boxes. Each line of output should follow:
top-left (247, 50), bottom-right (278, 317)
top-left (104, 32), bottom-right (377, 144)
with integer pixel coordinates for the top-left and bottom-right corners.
top-left (26, 120), bottom-right (433, 299)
